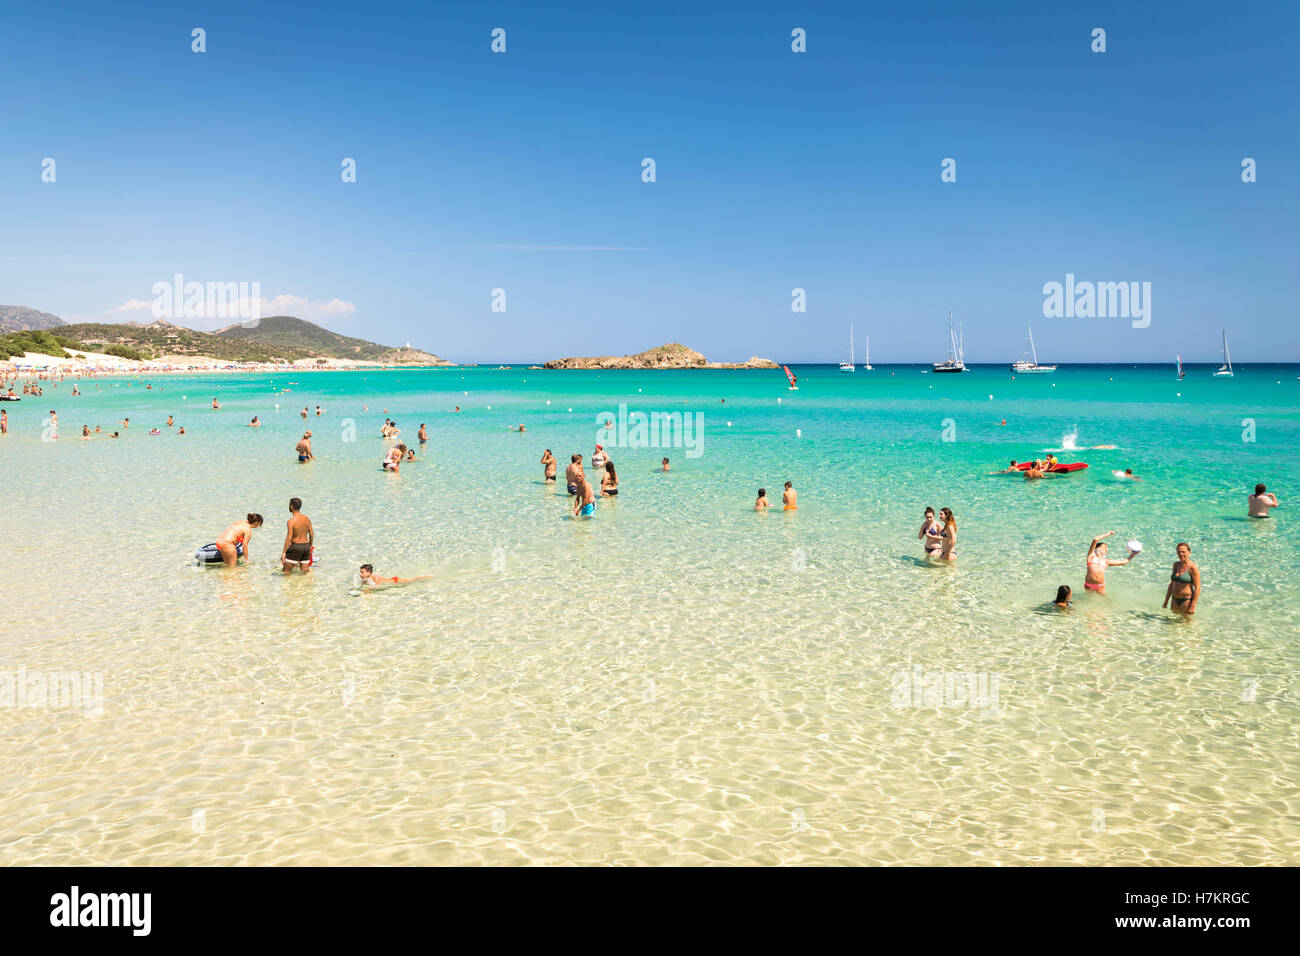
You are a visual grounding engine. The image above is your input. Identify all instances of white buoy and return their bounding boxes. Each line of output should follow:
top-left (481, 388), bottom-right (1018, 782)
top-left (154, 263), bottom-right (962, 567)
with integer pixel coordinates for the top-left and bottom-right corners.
top-left (568, 408), bottom-right (573, 412)
top-left (727, 421), bottom-right (732, 427)
top-left (487, 405), bottom-right (491, 410)
top-left (988, 394), bottom-right (993, 400)
top-left (546, 400), bottom-right (550, 405)
top-left (796, 429), bottom-right (802, 438)
top-left (777, 398), bottom-right (782, 403)
top-left (1176, 392), bottom-right (1181, 397)
top-left (275, 403), bottom-right (279, 408)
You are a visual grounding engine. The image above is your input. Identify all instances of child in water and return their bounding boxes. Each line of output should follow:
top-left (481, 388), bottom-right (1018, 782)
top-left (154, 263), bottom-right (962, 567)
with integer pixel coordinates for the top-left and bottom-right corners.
top-left (755, 488), bottom-right (771, 511)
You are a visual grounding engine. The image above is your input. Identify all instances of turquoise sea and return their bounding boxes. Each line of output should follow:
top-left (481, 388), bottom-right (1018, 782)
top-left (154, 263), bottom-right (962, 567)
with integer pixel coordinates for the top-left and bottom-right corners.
top-left (1, 363), bottom-right (1298, 864)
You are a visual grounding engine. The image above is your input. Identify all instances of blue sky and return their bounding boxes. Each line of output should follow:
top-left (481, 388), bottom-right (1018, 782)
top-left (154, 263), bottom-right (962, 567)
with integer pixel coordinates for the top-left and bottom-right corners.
top-left (1, 0), bottom-right (1296, 363)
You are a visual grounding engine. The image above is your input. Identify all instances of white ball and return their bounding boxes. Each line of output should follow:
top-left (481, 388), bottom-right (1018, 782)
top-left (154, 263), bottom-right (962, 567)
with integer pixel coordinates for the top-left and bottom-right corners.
top-left (1127, 540), bottom-right (1143, 555)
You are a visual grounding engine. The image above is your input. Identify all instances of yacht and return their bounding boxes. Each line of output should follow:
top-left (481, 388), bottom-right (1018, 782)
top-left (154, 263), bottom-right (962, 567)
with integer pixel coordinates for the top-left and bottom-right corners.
top-left (1010, 324), bottom-right (1056, 373)
top-left (932, 311), bottom-right (968, 373)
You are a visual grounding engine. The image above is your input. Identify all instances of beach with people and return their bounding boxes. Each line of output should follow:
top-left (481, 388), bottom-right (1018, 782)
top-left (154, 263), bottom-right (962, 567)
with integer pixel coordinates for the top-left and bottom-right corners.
top-left (0, 362), bottom-right (1296, 865)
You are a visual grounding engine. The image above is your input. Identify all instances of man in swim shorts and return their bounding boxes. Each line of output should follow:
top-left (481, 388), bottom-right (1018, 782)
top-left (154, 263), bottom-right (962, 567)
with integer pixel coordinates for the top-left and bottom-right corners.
top-left (1248, 483), bottom-right (1279, 517)
top-left (782, 481), bottom-right (797, 510)
top-left (573, 473), bottom-right (596, 518)
top-left (296, 431), bottom-right (314, 462)
top-left (418, 423), bottom-right (428, 443)
top-left (281, 497), bottom-right (314, 573)
top-left (566, 454), bottom-right (584, 496)
top-left (541, 449), bottom-right (557, 482)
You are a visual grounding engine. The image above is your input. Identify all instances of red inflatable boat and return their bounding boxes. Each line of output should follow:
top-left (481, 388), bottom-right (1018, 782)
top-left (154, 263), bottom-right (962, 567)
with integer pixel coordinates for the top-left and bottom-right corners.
top-left (1013, 461), bottom-right (1089, 473)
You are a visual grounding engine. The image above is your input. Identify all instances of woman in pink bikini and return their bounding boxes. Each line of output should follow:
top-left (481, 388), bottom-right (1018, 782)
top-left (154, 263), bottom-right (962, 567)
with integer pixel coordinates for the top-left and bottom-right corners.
top-left (1084, 530), bottom-right (1134, 594)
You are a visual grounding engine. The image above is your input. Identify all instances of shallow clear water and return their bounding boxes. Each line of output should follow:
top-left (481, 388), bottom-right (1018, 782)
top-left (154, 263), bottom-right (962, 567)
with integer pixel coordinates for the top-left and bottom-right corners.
top-left (1, 364), bottom-right (1298, 864)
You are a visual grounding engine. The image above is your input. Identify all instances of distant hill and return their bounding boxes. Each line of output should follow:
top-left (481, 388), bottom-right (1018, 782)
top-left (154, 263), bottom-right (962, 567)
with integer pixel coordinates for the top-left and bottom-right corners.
top-left (215, 315), bottom-right (417, 362)
top-left (50, 315), bottom-right (446, 365)
top-left (0, 305), bottom-right (66, 332)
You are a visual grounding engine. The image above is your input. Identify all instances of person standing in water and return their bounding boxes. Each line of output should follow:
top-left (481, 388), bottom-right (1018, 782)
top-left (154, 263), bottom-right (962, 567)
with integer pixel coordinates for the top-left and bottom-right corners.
top-left (937, 507), bottom-right (957, 562)
top-left (541, 449), bottom-right (557, 483)
top-left (1162, 542), bottom-right (1200, 616)
top-left (1248, 484), bottom-right (1280, 517)
top-left (600, 461), bottom-right (618, 496)
top-left (215, 513), bottom-right (263, 567)
top-left (566, 454), bottom-right (584, 496)
top-left (661, 457), bottom-right (670, 473)
top-left (919, 507), bottom-right (943, 558)
top-left (1084, 531), bottom-right (1135, 594)
top-left (280, 497), bottom-right (315, 573)
top-left (296, 431), bottom-right (314, 462)
top-left (782, 481), bottom-right (797, 511)
top-left (591, 445), bottom-right (607, 469)
top-left (418, 423), bottom-right (428, 444)
top-left (755, 488), bottom-right (771, 511)
top-left (573, 472), bottom-right (596, 518)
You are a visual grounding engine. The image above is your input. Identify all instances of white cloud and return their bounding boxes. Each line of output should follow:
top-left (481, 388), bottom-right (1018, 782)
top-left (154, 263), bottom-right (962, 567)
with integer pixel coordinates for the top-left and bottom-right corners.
top-left (88, 292), bottom-right (358, 329)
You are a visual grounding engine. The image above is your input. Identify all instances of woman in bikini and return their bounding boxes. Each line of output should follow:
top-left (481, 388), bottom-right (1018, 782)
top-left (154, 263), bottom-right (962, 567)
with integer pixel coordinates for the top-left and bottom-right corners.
top-left (1162, 542), bottom-right (1201, 616)
top-left (937, 508), bottom-right (957, 562)
top-left (1084, 531), bottom-right (1134, 595)
top-left (215, 513), bottom-right (263, 567)
top-left (601, 461), bottom-right (619, 497)
top-left (918, 507), bottom-right (943, 559)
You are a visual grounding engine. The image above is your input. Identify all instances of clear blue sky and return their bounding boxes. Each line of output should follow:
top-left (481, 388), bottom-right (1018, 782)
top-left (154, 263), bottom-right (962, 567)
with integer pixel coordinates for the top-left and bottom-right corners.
top-left (1, 0), bottom-right (1295, 363)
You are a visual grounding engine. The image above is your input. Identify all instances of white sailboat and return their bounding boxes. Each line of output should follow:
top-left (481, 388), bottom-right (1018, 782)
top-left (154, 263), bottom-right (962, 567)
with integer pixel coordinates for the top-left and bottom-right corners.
top-left (839, 323), bottom-right (855, 372)
top-left (1010, 324), bottom-right (1056, 373)
top-left (932, 310), bottom-right (968, 373)
top-left (863, 335), bottom-right (873, 371)
top-left (1212, 329), bottom-right (1233, 377)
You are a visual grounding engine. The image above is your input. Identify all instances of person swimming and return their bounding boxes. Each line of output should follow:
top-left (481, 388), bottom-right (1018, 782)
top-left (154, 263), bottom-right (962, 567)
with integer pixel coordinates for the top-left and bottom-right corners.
top-left (661, 457), bottom-right (670, 473)
top-left (755, 488), bottom-right (771, 511)
top-left (1162, 542), bottom-right (1200, 615)
top-left (1084, 531), bottom-right (1135, 594)
top-left (359, 564), bottom-right (431, 589)
top-left (1054, 585), bottom-right (1073, 609)
top-left (249, 416), bottom-right (261, 427)
top-left (918, 506), bottom-right (943, 557)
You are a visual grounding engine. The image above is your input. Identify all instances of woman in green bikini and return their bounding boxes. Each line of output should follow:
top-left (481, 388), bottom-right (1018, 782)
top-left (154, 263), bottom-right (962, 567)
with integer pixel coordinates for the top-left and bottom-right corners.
top-left (1162, 542), bottom-right (1201, 616)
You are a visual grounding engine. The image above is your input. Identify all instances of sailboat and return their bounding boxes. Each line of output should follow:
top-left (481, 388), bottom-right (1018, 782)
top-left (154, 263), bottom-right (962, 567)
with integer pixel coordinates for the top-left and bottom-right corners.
top-left (839, 324), bottom-right (855, 372)
top-left (1212, 329), bottom-right (1233, 377)
top-left (1010, 324), bottom-right (1056, 373)
top-left (1176, 353), bottom-right (1184, 380)
top-left (863, 335), bottom-right (873, 371)
top-left (932, 310), bottom-right (968, 373)
top-left (783, 364), bottom-right (798, 390)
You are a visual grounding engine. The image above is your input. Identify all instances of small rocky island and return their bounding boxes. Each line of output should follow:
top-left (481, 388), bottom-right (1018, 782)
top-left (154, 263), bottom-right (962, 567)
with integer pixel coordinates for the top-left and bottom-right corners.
top-left (543, 342), bottom-right (778, 370)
